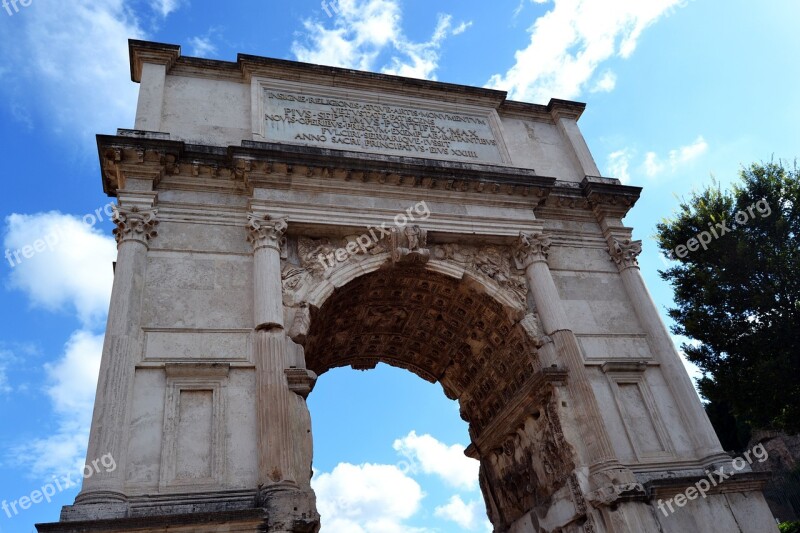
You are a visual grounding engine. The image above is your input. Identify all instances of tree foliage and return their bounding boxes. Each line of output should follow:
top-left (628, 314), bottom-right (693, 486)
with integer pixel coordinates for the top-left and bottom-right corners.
top-left (655, 160), bottom-right (800, 433)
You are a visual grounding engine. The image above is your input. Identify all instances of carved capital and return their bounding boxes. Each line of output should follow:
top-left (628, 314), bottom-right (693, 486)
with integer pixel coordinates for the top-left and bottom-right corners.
top-left (112, 206), bottom-right (159, 246)
top-left (247, 213), bottom-right (288, 252)
top-left (513, 232), bottom-right (551, 270)
top-left (608, 237), bottom-right (642, 270)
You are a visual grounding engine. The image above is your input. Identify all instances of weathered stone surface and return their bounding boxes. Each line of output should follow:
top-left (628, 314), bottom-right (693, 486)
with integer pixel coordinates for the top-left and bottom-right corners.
top-left (38, 40), bottom-right (778, 533)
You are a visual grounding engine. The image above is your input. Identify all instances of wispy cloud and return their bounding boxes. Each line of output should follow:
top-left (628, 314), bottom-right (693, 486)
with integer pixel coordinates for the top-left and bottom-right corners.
top-left (0, 0), bottom-right (145, 140)
top-left (643, 136), bottom-right (709, 178)
top-left (607, 148), bottom-right (633, 184)
top-left (607, 136), bottom-right (709, 183)
top-left (292, 0), bottom-right (470, 80)
top-left (188, 34), bottom-right (218, 57)
top-left (149, 0), bottom-right (185, 18)
top-left (12, 330), bottom-right (105, 478)
top-left (0, 348), bottom-right (14, 395)
top-left (3, 211), bottom-right (115, 477)
top-left (591, 70), bottom-right (617, 93)
top-left (488, 0), bottom-right (685, 102)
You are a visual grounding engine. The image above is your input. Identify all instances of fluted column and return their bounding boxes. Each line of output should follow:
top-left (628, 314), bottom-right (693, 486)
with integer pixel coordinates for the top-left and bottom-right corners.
top-left (514, 232), bottom-right (631, 481)
top-left (78, 203), bottom-right (158, 509)
top-left (246, 212), bottom-right (297, 488)
top-left (606, 235), bottom-right (729, 464)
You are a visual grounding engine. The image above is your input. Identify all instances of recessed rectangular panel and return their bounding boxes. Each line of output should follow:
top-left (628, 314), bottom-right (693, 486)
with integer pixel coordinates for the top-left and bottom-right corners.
top-left (143, 330), bottom-right (251, 362)
top-left (617, 382), bottom-right (665, 455)
top-left (175, 390), bottom-right (213, 480)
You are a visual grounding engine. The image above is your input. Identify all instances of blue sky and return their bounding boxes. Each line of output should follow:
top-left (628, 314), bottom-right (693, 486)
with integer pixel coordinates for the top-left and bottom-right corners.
top-left (0, 0), bottom-right (798, 531)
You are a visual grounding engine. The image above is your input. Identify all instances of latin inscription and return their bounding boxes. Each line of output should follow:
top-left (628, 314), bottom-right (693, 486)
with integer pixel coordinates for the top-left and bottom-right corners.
top-left (264, 90), bottom-right (505, 163)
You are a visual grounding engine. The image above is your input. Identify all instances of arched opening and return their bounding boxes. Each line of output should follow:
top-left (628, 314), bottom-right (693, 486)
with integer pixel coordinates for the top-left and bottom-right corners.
top-left (299, 264), bottom-right (565, 530)
top-left (307, 364), bottom-right (483, 531)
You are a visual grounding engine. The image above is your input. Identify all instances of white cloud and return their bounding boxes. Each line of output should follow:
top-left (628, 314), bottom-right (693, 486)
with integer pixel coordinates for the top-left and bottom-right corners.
top-left (45, 331), bottom-right (103, 420)
top-left (670, 135), bottom-right (709, 166)
top-left (591, 70), bottom-right (617, 93)
top-left (150, 0), bottom-right (184, 17)
top-left (313, 462), bottom-right (428, 533)
top-left (292, 0), bottom-right (470, 80)
top-left (641, 135), bottom-right (708, 178)
top-left (293, 0), bottom-right (402, 71)
top-left (607, 148), bottom-right (632, 184)
top-left (434, 495), bottom-right (491, 531)
top-left (608, 136), bottom-right (708, 183)
top-left (452, 21), bottom-right (473, 36)
top-left (3, 210), bottom-right (118, 328)
top-left (0, 348), bottom-right (13, 394)
top-left (393, 431), bottom-right (479, 491)
top-left (3, 211), bottom-right (114, 477)
top-left (381, 14), bottom-right (461, 80)
top-left (487, 0), bottom-right (685, 102)
top-left (12, 330), bottom-right (104, 478)
top-left (0, 0), bottom-right (145, 139)
top-left (188, 35), bottom-right (218, 57)
top-left (643, 151), bottom-right (665, 177)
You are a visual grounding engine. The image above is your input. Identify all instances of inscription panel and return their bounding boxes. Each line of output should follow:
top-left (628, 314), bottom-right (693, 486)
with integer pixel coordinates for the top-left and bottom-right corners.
top-left (257, 82), bottom-right (509, 164)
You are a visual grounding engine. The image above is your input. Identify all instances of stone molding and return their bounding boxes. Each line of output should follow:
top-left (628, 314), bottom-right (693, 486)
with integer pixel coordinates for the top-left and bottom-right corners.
top-left (129, 40), bottom-right (181, 83)
top-left (97, 135), bottom-right (639, 219)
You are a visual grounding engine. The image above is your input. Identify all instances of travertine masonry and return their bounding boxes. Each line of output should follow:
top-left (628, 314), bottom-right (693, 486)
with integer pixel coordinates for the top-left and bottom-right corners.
top-left (37, 40), bottom-right (777, 533)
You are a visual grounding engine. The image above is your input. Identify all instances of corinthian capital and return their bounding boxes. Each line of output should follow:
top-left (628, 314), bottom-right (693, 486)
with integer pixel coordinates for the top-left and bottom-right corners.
top-left (513, 231), bottom-right (551, 270)
top-left (246, 213), bottom-right (288, 251)
top-left (608, 237), bottom-right (642, 270)
top-left (112, 206), bottom-right (159, 245)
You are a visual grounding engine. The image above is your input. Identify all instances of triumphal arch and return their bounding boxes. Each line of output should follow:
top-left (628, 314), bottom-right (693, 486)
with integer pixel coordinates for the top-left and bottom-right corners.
top-left (38, 40), bottom-right (776, 532)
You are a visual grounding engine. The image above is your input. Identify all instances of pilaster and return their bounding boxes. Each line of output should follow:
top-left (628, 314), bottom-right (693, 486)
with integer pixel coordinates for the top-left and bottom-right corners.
top-left (602, 226), bottom-right (730, 466)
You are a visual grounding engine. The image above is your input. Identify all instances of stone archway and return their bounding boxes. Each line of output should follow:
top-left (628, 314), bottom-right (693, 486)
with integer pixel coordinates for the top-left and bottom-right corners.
top-left (41, 40), bottom-right (779, 533)
top-left (281, 233), bottom-right (594, 532)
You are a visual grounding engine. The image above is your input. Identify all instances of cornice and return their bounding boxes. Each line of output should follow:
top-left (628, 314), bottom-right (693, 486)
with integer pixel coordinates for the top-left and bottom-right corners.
top-left (499, 99), bottom-right (586, 123)
top-left (581, 176), bottom-right (642, 220)
top-left (97, 135), bottom-right (642, 225)
top-left (97, 133), bottom-right (556, 201)
top-left (129, 40), bottom-right (181, 82)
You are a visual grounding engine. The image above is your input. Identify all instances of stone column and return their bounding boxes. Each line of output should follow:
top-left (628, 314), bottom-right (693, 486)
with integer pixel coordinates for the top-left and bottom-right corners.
top-left (605, 234), bottom-right (729, 465)
top-left (514, 232), bottom-right (634, 484)
top-left (246, 213), bottom-right (293, 484)
top-left (76, 200), bottom-right (158, 516)
top-left (246, 212), bottom-right (319, 532)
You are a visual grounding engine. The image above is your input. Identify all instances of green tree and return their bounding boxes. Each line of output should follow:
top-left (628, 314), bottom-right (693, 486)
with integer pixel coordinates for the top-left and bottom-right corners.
top-left (655, 160), bottom-right (800, 433)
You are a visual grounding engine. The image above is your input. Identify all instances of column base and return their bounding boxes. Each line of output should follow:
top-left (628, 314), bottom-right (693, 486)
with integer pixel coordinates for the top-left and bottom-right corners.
top-left (37, 509), bottom-right (267, 533)
top-left (259, 483), bottom-right (320, 533)
top-left (38, 486), bottom-right (320, 533)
